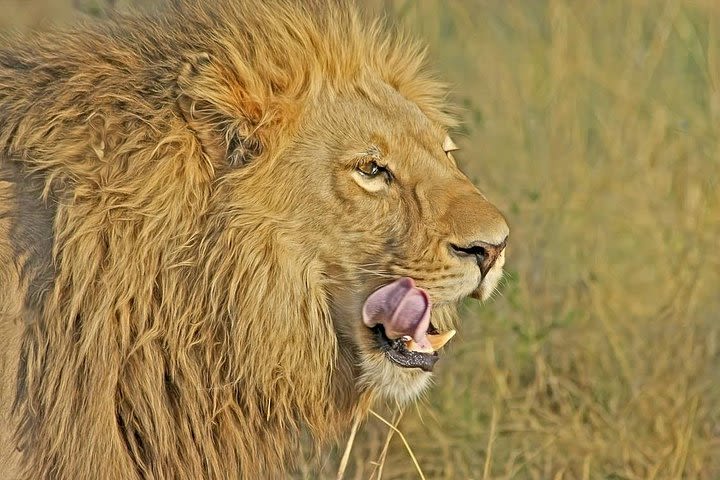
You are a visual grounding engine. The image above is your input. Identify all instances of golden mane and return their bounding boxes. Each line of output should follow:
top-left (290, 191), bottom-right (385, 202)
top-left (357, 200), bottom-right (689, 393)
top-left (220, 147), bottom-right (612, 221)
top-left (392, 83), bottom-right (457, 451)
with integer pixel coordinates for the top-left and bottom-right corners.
top-left (0, 1), bottom-right (457, 477)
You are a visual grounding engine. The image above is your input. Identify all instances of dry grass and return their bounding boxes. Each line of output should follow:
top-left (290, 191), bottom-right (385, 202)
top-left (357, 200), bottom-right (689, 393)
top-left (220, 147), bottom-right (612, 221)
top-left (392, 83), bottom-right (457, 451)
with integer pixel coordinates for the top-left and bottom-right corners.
top-left (4, 1), bottom-right (720, 478)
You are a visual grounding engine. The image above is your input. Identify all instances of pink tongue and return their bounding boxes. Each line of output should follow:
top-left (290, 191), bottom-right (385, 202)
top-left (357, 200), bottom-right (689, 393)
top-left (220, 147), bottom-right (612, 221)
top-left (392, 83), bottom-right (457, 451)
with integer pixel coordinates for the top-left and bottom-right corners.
top-left (362, 277), bottom-right (432, 351)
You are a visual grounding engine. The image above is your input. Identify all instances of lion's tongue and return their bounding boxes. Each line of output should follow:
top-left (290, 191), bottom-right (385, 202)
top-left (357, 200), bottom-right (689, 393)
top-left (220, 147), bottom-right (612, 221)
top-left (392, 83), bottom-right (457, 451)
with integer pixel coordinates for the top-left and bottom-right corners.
top-left (362, 277), bottom-right (433, 351)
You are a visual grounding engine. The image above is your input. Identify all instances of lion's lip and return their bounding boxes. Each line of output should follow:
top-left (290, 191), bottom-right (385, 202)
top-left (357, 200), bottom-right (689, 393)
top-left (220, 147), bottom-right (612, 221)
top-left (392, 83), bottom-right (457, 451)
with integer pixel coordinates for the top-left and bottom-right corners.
top-left (371, 325), bottom-right (439, 372)
top-left (362, 277), bottom-right (457, 371)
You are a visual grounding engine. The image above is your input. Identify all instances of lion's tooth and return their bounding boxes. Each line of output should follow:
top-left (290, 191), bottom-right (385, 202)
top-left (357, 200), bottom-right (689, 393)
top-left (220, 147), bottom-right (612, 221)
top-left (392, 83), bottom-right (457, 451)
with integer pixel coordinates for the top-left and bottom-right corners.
top-left (403, 330), bottom-right (457, 353)
top-left (403, 339), bottom-right (434, 353)
top-left (427, 330), bottom-right (456, 351)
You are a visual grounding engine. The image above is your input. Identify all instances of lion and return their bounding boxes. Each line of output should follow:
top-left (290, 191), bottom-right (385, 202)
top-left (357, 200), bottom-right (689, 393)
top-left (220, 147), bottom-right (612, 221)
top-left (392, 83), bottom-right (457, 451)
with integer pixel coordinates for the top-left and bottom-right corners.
top-left (0, 0), bottom-right (509, 478)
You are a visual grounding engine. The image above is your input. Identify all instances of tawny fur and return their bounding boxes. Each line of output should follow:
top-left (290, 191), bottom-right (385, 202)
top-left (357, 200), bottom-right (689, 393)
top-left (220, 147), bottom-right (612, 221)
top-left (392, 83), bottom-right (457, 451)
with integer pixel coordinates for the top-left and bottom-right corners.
top-left (0, 1), bottom-right (508, 478)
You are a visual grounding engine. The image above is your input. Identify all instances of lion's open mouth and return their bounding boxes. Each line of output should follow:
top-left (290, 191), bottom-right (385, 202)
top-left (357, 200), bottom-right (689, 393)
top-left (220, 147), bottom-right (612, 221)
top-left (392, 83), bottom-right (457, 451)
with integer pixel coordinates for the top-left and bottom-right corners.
top-left (362, 277), bottom-right (456, 372)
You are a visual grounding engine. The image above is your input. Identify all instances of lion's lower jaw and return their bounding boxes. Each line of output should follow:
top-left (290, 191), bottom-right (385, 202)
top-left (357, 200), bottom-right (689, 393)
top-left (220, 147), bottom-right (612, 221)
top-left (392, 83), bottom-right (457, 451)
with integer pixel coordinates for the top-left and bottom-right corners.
top-left (357, 353), bottom-right (433, 405)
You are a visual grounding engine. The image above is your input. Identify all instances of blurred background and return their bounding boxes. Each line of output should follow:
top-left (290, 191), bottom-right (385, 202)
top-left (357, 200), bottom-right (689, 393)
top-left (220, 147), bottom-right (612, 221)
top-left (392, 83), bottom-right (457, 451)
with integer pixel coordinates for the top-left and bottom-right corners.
top-left (3, 1), bottom-right (719, 478)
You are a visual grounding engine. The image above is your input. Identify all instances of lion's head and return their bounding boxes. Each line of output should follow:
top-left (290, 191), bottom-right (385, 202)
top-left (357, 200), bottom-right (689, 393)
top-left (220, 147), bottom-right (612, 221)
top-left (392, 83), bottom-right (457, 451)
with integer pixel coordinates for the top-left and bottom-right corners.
top-left (0, 0), bottom-right (508, 477)
top-left (270, 83), bottom-right (509, 403)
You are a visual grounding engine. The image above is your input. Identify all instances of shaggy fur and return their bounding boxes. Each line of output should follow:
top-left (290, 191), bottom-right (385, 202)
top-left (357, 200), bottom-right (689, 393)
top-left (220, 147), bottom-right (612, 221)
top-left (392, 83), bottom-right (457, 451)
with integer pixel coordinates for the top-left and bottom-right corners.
top-left (0, 1), bottom-right (508, 478)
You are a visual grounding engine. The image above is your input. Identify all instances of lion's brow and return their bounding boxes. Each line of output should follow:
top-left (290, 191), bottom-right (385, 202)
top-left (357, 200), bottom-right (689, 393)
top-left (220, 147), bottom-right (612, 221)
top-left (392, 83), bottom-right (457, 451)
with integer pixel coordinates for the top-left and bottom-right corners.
top-left (359, 145), bottom-right (382, 159)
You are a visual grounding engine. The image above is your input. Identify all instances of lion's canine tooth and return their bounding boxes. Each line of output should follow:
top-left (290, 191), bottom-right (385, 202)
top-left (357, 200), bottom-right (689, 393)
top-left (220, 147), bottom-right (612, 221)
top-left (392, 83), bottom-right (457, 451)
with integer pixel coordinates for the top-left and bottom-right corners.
top-left (427, 330), bottom-right (456, 351)
top-left (404, 339), bottom-right (434, 353)
top-left (403, 330), bottom-right (456, 353)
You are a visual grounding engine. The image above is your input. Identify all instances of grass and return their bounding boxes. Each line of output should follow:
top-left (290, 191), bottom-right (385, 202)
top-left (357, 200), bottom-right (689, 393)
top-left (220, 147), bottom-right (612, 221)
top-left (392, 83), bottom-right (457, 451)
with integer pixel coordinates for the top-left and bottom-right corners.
top-left (5, 1), bottom-right (720, 478)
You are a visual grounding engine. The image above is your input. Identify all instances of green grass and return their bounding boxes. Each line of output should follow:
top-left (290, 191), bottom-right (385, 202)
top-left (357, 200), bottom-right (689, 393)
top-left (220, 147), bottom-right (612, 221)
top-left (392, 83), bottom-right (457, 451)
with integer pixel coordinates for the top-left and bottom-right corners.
top-left (5, 1), bottom-right (720, 478)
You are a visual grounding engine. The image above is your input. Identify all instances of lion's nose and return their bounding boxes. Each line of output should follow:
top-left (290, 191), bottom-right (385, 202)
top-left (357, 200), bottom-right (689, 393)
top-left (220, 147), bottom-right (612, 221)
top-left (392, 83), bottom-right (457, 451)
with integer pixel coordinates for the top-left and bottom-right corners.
top-left (451, 237), bottom-right (507, 278)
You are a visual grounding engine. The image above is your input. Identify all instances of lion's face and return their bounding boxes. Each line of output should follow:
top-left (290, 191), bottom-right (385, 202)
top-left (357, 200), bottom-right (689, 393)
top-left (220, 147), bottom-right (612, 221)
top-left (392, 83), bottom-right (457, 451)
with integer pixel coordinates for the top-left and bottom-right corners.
top-left (253, 80), bottom-right (509, 403)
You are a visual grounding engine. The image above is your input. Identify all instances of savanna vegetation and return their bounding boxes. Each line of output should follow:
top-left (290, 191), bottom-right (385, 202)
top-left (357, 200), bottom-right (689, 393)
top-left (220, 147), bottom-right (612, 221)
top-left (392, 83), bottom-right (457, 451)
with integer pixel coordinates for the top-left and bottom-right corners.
top-left (3, 1), bottom-right (718, 478)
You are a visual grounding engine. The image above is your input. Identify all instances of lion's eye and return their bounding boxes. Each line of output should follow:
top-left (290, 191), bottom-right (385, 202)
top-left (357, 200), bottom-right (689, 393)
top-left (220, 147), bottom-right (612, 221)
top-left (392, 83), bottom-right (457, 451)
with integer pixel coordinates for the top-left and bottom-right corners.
top-left (356, 161), bottom-right (390, 180)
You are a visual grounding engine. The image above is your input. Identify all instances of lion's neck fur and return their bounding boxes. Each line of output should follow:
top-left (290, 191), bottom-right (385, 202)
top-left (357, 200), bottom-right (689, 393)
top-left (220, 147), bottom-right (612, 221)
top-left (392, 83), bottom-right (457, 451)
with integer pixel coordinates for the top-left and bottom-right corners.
top-left (13, 162), bottom-right (364, 478)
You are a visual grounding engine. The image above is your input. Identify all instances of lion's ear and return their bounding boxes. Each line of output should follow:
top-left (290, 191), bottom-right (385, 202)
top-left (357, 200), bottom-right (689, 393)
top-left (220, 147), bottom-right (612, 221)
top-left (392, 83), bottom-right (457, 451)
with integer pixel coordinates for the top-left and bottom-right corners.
top-left (177, 53), bottom-right (262, 167)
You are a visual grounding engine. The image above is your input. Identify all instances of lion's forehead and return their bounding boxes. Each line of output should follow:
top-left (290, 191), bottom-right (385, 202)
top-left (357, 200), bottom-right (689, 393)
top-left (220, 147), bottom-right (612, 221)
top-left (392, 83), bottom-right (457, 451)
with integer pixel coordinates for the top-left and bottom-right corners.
top-left (318, 81), bottom-right (448, 157)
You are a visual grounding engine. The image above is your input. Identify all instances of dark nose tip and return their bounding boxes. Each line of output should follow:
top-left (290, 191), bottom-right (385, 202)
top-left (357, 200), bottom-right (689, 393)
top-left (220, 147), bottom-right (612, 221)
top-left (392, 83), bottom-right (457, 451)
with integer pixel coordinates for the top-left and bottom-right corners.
top-left (451, 236), bottom-right (507, 278)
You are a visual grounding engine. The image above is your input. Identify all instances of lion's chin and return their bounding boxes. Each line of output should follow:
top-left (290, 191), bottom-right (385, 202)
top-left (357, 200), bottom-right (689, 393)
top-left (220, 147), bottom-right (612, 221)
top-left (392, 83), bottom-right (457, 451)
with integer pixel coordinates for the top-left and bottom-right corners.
top-left (357, 352), bottom-right (434, 404)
